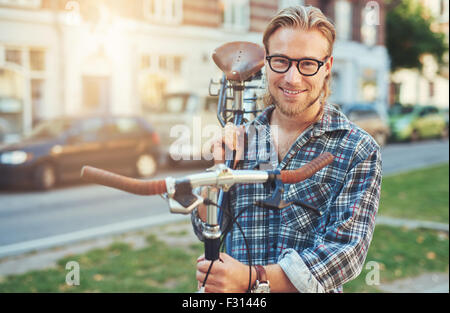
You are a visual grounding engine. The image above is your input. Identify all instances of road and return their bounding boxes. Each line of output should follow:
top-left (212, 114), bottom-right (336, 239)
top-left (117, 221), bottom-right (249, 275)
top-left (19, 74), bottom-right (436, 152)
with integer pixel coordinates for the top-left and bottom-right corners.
top-left (0, 139), bottom-right (448, 257)
top-left (380, 139), bottom-right (449, 176)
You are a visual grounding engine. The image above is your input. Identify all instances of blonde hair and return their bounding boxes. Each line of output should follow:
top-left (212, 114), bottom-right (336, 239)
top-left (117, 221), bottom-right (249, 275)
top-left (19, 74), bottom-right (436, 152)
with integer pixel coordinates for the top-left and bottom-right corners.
top-left (262, 5), bottom-right (336, 106)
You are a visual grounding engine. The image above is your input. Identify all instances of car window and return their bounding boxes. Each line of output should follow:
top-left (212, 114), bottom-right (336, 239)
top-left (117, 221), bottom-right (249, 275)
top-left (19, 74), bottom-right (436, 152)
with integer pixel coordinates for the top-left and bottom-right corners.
top-left (205, 97), bottom-right (217, 112)
top-left (77, 118), bottom-right (105, 141)
top-left (419, 108), bottom-right (429, 117)
top-left (165, 95), bottom-right (186, 113)
top-left (347, 110), bottom-right (379, 120)
top-left (186, 95), bottom-right (199, 113)
top-left (389, 106), bottom-right (414, 115)
top-left (112, 118), bottom-right (142, 135)
top-left (428, 107), bottom-right (439, 114)
top-left (27, 119), bottom-right (73, 140)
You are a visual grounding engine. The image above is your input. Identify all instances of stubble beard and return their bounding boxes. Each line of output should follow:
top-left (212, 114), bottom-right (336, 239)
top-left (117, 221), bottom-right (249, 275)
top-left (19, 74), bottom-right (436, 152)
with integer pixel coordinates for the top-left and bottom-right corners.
top-left (271, 81), bottom-right (326, 118)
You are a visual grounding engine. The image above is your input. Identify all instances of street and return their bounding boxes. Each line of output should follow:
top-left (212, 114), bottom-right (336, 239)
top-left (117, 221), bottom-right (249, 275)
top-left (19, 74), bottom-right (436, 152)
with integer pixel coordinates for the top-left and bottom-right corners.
top-left (0, 139), bottom-right (448, 257)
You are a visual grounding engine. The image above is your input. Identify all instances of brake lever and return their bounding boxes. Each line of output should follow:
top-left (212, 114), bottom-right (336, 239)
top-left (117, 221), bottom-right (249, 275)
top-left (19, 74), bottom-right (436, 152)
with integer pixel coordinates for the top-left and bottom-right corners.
top-left (254, 169), bottom-right (321, 216)
top-left (164, 178), bottom-right (204, 215)
top-left (254, 170), bottom-right (292, 209)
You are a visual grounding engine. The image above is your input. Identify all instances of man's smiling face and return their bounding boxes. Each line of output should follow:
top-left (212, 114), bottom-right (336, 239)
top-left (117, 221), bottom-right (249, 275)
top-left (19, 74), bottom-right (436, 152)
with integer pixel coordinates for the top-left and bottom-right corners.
top-left (265, 27), bottom-right (333, 117)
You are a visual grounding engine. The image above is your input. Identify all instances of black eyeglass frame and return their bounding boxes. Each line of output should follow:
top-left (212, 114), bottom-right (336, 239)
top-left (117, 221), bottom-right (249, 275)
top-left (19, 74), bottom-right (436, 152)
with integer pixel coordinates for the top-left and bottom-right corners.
top-left (265, 55), bottom-right (329, 77)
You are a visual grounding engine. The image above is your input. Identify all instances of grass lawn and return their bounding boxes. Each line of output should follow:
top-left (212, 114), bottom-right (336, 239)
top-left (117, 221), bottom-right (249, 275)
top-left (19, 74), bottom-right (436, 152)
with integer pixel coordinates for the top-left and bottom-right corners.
top-left (0, 235), bottom-right (203, 293)
top-left (344, 225), bottom-right (449, 292)
top-left (379, 163), bottom-right (449, 223)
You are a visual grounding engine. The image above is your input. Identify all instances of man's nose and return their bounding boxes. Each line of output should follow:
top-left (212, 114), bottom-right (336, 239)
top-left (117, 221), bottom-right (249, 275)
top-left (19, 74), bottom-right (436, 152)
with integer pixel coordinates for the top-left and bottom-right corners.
top-left (284, 63), bottom-right (303, 84)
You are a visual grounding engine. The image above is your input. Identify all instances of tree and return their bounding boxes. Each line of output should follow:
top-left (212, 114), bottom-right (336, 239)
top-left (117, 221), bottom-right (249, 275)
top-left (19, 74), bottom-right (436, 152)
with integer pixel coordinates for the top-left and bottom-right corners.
top-left (385, 0), bottom-right (448, 72)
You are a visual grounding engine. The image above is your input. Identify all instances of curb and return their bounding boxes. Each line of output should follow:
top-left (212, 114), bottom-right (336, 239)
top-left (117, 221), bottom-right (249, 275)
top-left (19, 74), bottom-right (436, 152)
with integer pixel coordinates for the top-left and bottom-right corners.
top-left (376, 215), bottom-right (449, 232)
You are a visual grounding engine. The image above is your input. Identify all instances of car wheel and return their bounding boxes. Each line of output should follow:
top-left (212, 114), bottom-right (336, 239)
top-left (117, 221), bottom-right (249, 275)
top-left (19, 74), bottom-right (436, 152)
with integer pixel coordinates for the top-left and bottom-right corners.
top-left (135, 153), bottom-right (158, 177)
top-left (441, 126), bottom-right (449, 139)
top-left (34, 162), bottom-right (57, 190)
top-left (410, 129), bottom-right (419, 142)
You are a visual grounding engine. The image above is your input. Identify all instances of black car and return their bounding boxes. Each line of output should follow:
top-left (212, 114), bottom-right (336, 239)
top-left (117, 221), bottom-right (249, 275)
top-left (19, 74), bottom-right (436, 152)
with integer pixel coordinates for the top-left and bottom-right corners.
top-left (0, 116), bottom-right (161, 190)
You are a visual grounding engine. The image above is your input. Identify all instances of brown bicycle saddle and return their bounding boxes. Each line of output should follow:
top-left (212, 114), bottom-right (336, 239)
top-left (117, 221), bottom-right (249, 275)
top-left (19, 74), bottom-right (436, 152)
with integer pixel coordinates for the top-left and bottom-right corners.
top-left (212, 41), bottom-right (265, 82)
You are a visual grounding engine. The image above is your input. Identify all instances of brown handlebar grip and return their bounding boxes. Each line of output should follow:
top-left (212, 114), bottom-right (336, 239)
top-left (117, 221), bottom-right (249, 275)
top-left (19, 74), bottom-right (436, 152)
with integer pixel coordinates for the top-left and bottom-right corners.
top-left (280, 152), bottom-right (334, 184)
top-left (80, 166), bottom-right (167, 195)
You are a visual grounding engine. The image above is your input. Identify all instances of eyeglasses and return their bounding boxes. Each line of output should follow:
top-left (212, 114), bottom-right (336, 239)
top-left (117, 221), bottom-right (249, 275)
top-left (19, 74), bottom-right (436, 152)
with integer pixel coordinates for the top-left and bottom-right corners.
top-left (266, 55), bottom-right (329, 76)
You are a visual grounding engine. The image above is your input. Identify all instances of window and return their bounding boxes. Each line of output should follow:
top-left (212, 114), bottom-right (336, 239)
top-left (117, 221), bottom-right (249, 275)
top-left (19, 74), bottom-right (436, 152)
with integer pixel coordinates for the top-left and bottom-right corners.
top-left (141, 54), bottom-right (183, 74)
top-left (29, 49), bottom-right (45, 71)
top-left (5, 49), bottom-right (22, 66)
top-left (141, 55), bottom-right (151, 70)
top-left (78, 117), bottom-right (105, 141)
top-left (31, 79), bottom-right (44, 126)
top-left (173, 56), bottom-right (182, 74)
top-left (335, 0), bottom-right (352, 41)
top-left (361, 1), bottom-right (379, 46)
top-left (429, 81), bottom-right (435, 98)
top-left (220, 0), bottom-right (250, 31)
top-left (143, 0), bottom-right (183, 24)
top-left (159, 55), bottom-right (167, 70)
top-left (440, 0), bottom-right (449, 22)
top-left (0, 0), bottom-right (41, 9)
top-left (279, 0), bottom-right (304, 10)
top-left (1, 46), bottom-right (46, 142)
top-left (113, 118), bottom-right (141, 135)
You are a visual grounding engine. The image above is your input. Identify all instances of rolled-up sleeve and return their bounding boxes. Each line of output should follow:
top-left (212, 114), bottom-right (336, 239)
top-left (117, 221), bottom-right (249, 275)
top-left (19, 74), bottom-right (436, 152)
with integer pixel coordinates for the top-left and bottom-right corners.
top-left (278, 148), bottom-right (382, 292)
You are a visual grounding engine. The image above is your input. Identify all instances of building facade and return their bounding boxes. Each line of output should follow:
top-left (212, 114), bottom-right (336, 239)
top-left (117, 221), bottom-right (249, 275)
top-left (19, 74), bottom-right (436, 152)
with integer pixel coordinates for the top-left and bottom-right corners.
top-left (390, 0), bottom-right (449, 109)
top-left (0, 0), bottom-right (390, 143)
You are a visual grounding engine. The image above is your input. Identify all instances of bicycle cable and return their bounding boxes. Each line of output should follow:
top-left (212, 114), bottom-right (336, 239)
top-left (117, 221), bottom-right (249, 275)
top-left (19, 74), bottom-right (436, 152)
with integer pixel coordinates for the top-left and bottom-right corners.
top-left (201, 198), bottom-right (254, 293)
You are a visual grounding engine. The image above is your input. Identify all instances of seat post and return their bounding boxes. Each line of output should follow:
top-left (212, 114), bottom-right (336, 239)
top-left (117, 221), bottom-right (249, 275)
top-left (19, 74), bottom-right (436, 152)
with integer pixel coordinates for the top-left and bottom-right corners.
top-left (231, 81), bottom-right (245, 112)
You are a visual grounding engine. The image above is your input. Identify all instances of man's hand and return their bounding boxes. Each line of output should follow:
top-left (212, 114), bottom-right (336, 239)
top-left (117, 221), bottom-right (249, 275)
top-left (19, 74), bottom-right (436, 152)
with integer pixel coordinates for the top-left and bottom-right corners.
top-left (196, 253), bottom-right (255, 293)
top-left (210, 123), bottom-right (246, 168)
top-left (197, 123), bottom-right (246, 223)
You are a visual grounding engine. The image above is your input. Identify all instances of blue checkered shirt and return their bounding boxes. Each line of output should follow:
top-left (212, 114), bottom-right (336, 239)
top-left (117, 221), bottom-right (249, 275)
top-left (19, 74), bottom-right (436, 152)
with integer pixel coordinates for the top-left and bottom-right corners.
top-left (192, 103), bottom-right (382, 293)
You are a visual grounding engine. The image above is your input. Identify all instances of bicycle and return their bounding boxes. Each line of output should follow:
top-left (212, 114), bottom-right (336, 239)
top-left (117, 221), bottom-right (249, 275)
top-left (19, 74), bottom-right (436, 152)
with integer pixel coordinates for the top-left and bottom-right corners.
top-left (80, 41), bottom-right (335, 292)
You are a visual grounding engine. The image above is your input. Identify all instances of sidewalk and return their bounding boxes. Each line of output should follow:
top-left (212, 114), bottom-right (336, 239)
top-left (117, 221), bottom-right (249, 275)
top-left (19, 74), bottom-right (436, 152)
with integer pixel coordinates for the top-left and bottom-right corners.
top-left (376, 215), bottom-right (449, 232)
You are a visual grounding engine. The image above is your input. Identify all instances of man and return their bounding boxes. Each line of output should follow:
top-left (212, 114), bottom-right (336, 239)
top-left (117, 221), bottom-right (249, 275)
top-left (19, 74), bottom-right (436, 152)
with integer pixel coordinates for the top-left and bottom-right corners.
top-left (192, 5), bottom-right (382, 293)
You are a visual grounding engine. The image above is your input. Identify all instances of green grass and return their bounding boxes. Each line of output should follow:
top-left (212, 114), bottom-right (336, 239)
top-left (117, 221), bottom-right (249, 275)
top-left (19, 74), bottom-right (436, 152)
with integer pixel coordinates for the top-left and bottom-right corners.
top-left (344, 225), bottom-right (449, 292)
top-left (379, 163), bottom-right (449, 223)
top-left (0, 235), bottom-right (203, 293)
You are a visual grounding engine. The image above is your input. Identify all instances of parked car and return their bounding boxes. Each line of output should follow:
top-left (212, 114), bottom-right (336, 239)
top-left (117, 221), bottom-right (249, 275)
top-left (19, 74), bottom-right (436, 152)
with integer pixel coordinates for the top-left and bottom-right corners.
top-left (145, 90), bottom-right (265, 164)
top-left (145, 92), bottom-right (219, 163)
top-left (343, 104), bottom-right (390, 147)
top-left (0, 115), bottom-right (161, 190)
top-left (388, 104), bottom-right (448, 141)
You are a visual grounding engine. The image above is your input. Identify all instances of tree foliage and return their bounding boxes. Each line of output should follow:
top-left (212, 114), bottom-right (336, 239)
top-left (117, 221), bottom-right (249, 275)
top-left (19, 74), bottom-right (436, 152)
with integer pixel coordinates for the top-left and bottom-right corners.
top-left (386, 0), bottom-right (448, 72)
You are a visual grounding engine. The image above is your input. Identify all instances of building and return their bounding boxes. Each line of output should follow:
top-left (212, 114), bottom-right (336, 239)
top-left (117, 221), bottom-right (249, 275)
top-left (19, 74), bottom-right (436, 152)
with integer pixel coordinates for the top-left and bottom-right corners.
top-left (0, 0), bottom-right (390, 143)
top-left (390, 0), bottom-right (449, 109)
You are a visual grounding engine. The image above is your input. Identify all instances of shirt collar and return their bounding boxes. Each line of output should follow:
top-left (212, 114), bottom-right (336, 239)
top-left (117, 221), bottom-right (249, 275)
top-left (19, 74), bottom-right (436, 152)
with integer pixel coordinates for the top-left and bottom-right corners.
top-left (252, 103), bottom-right (352, 137)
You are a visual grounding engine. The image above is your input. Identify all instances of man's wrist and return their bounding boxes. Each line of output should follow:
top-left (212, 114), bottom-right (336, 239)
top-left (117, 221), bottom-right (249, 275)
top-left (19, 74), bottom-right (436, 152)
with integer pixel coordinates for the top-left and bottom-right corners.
top-left (251, 265), bottom-right (270, 293)
top-left (249, 266), bottom-right (257, 291)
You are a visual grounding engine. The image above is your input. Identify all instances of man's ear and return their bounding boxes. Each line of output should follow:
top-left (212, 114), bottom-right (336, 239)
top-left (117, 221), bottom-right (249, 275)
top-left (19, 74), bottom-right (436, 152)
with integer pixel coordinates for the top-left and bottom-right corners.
top-left (325, 56), bottom-right (333, 74)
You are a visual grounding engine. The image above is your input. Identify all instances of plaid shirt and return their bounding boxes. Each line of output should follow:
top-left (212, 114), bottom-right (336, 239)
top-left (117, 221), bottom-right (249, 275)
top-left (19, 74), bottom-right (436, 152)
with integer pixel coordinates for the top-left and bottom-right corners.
top-left (192, 103), bottom-right (382, 293)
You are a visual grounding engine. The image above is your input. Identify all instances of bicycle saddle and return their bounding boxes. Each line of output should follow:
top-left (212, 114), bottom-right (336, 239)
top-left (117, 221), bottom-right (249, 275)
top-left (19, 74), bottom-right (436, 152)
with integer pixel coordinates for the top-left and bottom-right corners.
top-left (212, 41), bottom-right (265, 82)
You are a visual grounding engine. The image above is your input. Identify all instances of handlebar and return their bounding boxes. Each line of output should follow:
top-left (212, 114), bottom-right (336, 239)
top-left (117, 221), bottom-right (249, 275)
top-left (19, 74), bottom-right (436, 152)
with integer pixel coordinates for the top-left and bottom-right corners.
top-left (81, 152), bottom-right (334, 196)
top-left (80, 166), bottom-right (167, 196)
